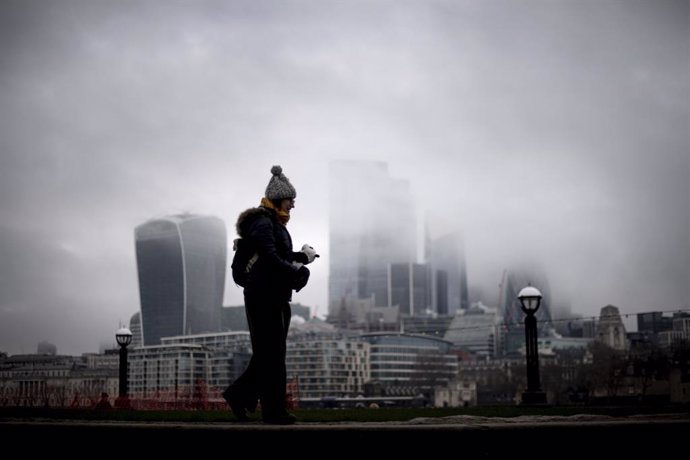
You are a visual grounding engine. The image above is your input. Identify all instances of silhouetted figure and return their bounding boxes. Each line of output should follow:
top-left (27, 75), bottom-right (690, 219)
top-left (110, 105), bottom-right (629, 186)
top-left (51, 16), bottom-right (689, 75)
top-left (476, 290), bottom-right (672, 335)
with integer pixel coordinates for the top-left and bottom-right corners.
top-left (95, 392), bottom-right (112, 410)
top-left (222, 166), bottom-right (317, 425)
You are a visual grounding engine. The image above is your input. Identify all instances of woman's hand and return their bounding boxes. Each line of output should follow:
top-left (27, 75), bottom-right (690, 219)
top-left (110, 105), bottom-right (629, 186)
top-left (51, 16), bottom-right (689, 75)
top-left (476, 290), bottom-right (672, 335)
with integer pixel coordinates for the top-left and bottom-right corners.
top-left (300, 244), bottom-right (319, 263)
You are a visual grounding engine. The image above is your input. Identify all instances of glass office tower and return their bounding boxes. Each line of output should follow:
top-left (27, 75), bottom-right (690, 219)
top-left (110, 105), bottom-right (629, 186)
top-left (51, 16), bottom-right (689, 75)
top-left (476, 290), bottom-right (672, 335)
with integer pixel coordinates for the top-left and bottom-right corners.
top-left (135, 214), bottom-right (226, 345)
top-left (389, 262), bottom-right (432, 316)
top-left (329, 160), bottom-right (416, 310)
top-left (429, 232), bottom-right (469, 315)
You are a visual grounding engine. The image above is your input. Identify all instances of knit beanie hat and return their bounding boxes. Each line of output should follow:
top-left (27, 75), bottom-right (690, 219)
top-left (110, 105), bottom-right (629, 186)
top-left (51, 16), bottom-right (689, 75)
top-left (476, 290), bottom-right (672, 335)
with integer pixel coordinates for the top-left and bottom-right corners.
top-left (265, 165), bottom-right (297, 201)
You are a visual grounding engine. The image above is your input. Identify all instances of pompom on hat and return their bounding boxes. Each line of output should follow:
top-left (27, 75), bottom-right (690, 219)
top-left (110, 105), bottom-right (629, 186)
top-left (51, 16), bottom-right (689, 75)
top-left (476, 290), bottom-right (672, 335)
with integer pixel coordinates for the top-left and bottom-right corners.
top-left (265, 165), bottom-right (297, 201)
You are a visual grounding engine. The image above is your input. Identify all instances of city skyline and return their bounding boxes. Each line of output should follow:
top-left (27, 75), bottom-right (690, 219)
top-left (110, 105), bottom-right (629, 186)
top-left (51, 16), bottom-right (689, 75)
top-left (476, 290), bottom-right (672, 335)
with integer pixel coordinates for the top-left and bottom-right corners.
top-left (1, 1), bottom-right (687, 355)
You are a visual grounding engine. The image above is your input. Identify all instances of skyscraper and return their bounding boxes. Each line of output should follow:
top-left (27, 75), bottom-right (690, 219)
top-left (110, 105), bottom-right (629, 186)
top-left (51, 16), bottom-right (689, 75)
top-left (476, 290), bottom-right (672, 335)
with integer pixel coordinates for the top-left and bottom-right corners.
top-left (329, 160), bottom-right (416, 310)
top-left (429, 231), bottom-right (469, 314)
top-left (129, 311), bottom-right (142, 348)
top-left (389, 262), bottom-right (432, 315)
top-left (135, 214), bottom-right (227, 345)
top-left (434, 269), bottom-right (449, 315)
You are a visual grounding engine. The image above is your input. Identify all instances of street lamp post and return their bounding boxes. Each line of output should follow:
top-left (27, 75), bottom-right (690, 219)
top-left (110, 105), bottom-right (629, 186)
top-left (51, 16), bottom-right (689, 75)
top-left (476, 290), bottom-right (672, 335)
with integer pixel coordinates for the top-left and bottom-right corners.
top-left (518, 286), bottom-right (547, 405)
top-left (115, 327), bottom-right (133, 409)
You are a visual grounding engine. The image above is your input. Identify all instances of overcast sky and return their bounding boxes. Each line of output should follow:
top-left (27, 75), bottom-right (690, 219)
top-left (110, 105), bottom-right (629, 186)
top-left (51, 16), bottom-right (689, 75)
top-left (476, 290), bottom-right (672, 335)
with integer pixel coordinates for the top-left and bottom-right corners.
top-left (1, 0), bottom-right (688, 356)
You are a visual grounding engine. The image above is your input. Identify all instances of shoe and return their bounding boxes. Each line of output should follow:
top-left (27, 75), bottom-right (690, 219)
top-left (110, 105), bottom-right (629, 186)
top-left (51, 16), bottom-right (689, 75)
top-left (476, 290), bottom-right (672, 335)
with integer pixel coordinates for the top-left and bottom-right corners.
top-left (245, 397), bottom-right (258, 413)
top-left (222, 388), bottom-right (249, 421)
top-left (262, 412), bottom-right (297, 425)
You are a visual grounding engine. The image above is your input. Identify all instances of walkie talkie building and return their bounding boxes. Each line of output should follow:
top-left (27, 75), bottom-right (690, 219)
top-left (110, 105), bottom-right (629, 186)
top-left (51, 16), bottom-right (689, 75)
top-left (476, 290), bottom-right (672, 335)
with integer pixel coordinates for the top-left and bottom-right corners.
top-left (135, 214), bottom-right (227, 346)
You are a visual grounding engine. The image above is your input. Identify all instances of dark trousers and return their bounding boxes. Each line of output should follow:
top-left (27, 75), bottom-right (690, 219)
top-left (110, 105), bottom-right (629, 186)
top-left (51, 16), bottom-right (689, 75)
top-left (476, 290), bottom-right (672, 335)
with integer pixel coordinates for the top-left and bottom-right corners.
top-left (227, 291), bottom-right (291, 416)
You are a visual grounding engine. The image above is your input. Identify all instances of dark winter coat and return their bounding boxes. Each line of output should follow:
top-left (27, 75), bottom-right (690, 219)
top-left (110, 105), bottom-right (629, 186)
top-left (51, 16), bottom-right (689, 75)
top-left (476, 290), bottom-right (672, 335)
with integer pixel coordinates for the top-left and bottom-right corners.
top-left (236, 207), bottom-right (308, 301)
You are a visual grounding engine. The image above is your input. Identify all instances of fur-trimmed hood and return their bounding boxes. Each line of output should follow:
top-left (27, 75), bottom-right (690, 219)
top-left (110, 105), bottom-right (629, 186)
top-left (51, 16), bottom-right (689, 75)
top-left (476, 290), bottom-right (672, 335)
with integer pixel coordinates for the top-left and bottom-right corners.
top-left (235, 206), bottom-right (273, 238)
top-left (233, 204), bottom-right (299, 300)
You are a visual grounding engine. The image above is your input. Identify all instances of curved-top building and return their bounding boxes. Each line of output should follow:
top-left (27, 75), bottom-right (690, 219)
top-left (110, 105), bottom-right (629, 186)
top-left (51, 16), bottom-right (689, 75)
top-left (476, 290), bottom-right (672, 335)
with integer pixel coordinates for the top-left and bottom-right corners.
top-left (135, 214), bottom-right (227, 345)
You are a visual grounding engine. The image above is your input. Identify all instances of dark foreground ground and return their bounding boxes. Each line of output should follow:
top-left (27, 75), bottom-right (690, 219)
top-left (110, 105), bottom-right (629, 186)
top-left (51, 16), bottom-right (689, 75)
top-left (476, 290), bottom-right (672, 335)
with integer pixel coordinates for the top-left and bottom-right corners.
top-left (2, 407), bottom-right (689, 457)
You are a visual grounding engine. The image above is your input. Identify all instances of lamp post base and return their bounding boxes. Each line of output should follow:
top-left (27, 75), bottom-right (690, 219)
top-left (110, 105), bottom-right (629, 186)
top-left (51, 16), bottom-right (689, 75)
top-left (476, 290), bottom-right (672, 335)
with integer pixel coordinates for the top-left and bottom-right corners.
top-left (521, 391), bottom-right (547, 405)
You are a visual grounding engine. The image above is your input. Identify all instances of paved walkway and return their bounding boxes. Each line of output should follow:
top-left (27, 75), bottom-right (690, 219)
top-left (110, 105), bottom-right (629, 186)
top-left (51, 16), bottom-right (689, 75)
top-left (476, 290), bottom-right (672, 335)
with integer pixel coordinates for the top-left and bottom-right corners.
top-left (2, 413), bottom-right (688, 456)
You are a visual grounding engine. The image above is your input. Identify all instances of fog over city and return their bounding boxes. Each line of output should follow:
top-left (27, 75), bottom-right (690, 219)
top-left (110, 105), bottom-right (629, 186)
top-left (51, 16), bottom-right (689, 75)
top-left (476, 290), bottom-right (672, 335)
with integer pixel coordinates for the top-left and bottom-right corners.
top-left (1, 0), bottom-right (687, 356)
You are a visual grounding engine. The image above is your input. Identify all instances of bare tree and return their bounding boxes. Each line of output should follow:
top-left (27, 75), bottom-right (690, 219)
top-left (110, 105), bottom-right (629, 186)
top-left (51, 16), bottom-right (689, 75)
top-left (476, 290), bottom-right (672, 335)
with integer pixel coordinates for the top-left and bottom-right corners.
top-left (590, 342), bottom-right (627, 402)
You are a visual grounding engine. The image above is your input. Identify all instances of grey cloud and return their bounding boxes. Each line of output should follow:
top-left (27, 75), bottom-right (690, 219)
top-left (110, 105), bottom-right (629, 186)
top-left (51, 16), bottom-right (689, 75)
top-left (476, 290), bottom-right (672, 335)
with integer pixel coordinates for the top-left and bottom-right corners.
top-left (0, 0), bottom-right (687, 354)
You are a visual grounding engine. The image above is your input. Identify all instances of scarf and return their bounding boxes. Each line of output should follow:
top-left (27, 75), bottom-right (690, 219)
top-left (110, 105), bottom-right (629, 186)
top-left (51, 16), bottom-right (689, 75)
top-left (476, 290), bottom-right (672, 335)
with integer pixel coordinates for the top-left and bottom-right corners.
top-left (260, 197), bottom-right (290, 225)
